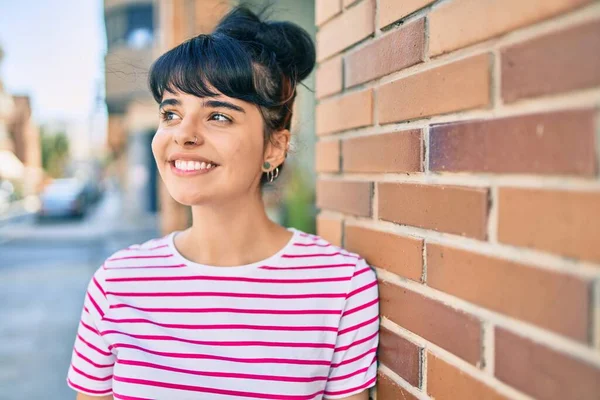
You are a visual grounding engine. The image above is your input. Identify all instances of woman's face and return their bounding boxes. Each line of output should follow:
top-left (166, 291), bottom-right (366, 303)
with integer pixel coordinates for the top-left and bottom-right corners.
top-left (152, 89), bottom-right (271, 206)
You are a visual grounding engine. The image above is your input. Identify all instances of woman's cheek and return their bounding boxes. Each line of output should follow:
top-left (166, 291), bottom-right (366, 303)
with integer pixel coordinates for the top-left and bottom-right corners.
top-left (151, 129), bottom-right (172, 175)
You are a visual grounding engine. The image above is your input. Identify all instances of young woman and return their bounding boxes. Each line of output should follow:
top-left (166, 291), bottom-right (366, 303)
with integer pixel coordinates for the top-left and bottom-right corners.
top-left (66, 6), bottom-right (379, 400)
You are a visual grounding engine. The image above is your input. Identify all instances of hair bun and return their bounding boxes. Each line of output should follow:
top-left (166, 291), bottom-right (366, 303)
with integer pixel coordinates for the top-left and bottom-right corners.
top-left (213, 6), bottom-right (315, 82)
top-left (256, 21), bottom-right (316, 82)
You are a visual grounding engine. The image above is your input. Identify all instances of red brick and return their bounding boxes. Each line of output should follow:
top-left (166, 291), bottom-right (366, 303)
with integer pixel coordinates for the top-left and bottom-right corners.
top-left (315, 140), bottom-right (340, 173)
top-left (379, 281), bottom-right (481, 364)
top-left (378, 183), bottom-right (488, 240)
top-left (315, 0), bottom-right (341, 26)
top-left (502, 20), bottom-right (600, 102)
top-left (378, 54), bottom-right (491, 124)
top-left (377, 372), bottom-right (419, 400)
top-left (428, 353), bottom-right (508, 400)
top-left (495, 328), bottom-right (600, 400)
top-left (316, 90), bottom-right (373, 135)
top-left (429, 109), bottom-right (597, 177)
top-left (316, 55), bottom-right (343, 99)
top-left (316, 0), bottom-right (374, 61)
top-left (379, 327), bottom-right (420, 386)
top-left (345, 18), bottom-right (425, 87)
top-left (378, 0), bottom-right (435, 28)
top-left (427, 244), bottom-right (590, 342)
top-left (317, 179), bottom-right (372, 217)
top-left (498, 188), bottom-right (600, 263)
top-left (345, 225), bottom-right (423, 282)
top-left (429, 0), bottom-right (593, 56)
top-left (342, 130), bottom-right (422, 173)
top-left (316, 214), bottom-right (343, 247)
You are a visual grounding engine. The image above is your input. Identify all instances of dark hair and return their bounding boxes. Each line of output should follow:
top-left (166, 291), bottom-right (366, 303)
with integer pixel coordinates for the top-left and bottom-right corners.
top-left (148, 4), bottom-right (316, 185)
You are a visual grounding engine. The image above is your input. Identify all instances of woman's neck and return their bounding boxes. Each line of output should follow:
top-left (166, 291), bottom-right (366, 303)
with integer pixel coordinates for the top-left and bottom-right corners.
top-left (175, 193), bottom-right (292, 267)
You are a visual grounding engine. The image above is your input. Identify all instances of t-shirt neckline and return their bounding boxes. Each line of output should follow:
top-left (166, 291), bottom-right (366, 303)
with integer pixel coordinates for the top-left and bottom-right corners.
top-left (167, 227), bottom-right (299, 274)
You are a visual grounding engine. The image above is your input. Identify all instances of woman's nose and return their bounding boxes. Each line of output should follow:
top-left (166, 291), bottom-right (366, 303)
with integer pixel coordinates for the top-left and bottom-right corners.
top-left (173, 124), bottom-right (202, 147)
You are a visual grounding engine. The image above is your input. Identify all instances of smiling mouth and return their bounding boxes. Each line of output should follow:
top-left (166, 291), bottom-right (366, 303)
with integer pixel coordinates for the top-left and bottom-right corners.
top-left (169, 160), bottom-right (219, 175)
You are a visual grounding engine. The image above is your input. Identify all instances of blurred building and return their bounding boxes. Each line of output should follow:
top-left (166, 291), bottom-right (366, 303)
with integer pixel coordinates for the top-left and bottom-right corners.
top-left (103, 0), bottom-right (159, 224)
top-left (6, 96), bottom-right (43, 194)
top-left (0, 90), bottom-right (23, 186)
top-left (0, 71), bottom-right (15, 152)
top-left (103, 0), bottom-right (316, 235)
top-left (0, 46), bottom-right (18, 180)
top-left (0, 46), bottom-right (42, 196)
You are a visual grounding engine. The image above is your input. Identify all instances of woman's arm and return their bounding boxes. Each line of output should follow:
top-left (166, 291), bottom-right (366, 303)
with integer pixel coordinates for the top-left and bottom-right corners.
top-left (325, 389), bottom-right (370, 400)
top-left (76, 393), bottom-right (113, 400)
top-left (67, 267), bottom-right (116, 398)
top-left (324, 259), bottom-right (379, 399)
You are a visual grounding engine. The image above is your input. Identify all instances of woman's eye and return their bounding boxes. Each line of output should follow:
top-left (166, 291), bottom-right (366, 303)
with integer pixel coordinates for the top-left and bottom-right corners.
top-left (160, 111), bottom-right (179, 122)
top-left (210, 113), bottom-right (231, 123)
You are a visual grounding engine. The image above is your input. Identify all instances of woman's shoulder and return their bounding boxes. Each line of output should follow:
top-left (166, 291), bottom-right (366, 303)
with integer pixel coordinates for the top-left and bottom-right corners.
top-left (289, 228), bottom-right (376, 290)
top-left (291, 228), bottom-right (362, 256)
top-left (288, 228), bottom-right (367, 267)
top-left (100, 233), bottom-right (174, 271)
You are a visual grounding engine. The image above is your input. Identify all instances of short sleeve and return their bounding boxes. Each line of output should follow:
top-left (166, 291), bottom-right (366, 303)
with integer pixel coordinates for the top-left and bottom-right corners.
top-left (66, 266), bottom-right (115, 396)
top-left (325, 258), bottom-right (380, 399)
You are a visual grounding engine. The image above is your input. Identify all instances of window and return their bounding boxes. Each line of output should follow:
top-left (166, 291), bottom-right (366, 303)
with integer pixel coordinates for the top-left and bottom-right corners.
top-left (105, 3), bottom-right (154, 49)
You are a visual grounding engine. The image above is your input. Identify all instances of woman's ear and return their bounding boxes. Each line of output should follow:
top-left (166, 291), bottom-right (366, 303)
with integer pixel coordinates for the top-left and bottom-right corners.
top-left (262, 129), bottom-right (291, 169)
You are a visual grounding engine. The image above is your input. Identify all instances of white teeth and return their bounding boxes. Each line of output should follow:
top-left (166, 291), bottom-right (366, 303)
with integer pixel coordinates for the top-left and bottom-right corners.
top-left (173, 159), bottom-right (215, 171)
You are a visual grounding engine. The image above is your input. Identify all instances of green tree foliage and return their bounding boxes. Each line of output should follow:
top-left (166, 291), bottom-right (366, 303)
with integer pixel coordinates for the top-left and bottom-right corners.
top-left (40, 129), bottom-right (70, 178)
top-left (282, 165), bottom-right (316, 234)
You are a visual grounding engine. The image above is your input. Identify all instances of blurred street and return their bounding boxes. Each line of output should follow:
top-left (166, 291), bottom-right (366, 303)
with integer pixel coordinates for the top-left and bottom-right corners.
top-left (0, 188), bottom-right (158, 399)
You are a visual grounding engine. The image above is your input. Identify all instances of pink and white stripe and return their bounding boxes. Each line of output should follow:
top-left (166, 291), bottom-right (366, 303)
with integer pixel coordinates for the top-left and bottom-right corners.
top-left (66, 228), bottom-right (379, 399)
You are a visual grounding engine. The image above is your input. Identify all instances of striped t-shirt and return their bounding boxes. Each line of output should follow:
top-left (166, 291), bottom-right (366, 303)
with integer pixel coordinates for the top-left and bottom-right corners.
top-left (66, 228), bottom-right (380, 399)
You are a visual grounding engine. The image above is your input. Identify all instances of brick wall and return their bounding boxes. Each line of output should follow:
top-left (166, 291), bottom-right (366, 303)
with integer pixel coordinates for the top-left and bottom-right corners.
top-left (314, 1), bottom-right (600, 399)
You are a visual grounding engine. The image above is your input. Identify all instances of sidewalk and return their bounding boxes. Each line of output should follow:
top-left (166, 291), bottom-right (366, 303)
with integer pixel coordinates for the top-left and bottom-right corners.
top-left (0, 199), bottom-right (33, 225)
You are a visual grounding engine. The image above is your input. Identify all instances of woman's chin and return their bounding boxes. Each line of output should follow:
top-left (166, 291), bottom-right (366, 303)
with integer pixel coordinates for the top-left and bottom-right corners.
top-left (169, 191), bottom-right (214, 206)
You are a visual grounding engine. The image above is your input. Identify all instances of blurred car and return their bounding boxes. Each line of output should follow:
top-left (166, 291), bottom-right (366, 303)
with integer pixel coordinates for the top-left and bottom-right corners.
top-left (37, 178), bottom-right (88, 219)
top-left (67, 160), bottom-right (106, 207)
top-left (82, 177), bottom-right (104, 206)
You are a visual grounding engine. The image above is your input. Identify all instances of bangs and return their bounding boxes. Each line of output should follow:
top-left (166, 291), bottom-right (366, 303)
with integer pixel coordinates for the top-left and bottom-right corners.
top-left (149, 34), bottom-right (268, 106)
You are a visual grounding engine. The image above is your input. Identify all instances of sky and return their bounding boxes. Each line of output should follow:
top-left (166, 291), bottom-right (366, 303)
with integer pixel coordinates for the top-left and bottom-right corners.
top-left (0, 0), bottom-right (106, 123)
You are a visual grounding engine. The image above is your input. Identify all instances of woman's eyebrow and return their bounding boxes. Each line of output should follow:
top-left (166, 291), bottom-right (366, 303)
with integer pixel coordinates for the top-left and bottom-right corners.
top-left (159, 98), bottom-right (180, 109)
top-left (203, 99), bottom-right (246, 114)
